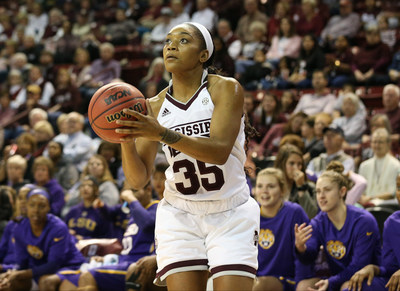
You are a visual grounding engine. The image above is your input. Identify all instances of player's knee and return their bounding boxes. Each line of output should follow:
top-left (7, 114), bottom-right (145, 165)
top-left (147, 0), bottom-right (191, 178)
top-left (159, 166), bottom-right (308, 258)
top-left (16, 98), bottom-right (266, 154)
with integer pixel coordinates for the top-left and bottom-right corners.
top-left (38, 275), bottom-right (60, 291)
top-left (126, 262), bottom-right (137, 280)
top-left (296, 279), bottom-right (312, 291)
top-left (78, 271), bottom-right (97, 289)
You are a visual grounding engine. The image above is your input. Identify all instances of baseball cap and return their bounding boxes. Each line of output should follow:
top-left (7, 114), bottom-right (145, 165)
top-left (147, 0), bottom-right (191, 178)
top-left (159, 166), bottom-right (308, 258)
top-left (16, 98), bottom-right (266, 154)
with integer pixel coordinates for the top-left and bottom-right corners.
top-left (323, 124), bottom-right (345, 137)
top-left (27, 84), bottom-right (41, 94)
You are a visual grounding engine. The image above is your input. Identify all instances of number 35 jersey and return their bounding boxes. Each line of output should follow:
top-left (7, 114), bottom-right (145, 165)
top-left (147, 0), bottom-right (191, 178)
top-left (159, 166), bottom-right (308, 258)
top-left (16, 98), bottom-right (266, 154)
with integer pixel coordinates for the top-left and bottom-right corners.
top-left (157, 73), bottom-right (250, 214)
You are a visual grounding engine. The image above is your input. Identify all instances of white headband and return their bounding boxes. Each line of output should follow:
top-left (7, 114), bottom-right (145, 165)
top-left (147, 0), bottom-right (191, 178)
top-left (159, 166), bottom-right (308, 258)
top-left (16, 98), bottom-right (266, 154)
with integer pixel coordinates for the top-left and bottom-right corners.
top-left (185, 22), bottom-right (214, 60)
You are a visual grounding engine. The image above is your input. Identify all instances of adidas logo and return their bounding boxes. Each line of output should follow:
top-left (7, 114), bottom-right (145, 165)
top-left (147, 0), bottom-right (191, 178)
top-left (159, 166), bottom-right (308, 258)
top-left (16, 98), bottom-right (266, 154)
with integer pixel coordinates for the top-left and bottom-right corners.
top-left (161, 108), bottom-right (171, 117)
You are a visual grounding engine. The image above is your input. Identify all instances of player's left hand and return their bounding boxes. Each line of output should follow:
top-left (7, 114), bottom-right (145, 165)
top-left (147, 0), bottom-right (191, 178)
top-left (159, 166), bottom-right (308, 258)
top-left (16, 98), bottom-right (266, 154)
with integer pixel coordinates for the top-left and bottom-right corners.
top-left (116, 99), bottom-right (165, 142)
top-left (386, 269), bottom-right (400, 291)
top-left (308, 279), bottom-right (329, 291)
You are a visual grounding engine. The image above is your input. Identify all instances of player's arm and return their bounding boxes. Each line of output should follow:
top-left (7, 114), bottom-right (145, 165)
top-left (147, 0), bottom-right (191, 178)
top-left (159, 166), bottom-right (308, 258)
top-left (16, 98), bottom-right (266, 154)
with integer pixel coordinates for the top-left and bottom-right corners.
top-left (118, 77), bottom-right (243, 165)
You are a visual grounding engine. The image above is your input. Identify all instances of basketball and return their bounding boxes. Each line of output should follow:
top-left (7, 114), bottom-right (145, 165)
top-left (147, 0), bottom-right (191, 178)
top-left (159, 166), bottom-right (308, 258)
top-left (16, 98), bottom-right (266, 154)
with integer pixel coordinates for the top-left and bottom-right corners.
top-left (88, 82), bottom-right (147, 143)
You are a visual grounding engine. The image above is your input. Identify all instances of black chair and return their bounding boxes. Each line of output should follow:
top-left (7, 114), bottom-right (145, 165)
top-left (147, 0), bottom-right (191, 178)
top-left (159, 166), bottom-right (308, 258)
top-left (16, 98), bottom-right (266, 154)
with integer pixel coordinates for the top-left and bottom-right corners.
top-left (366, 206), bottom-right (396, 238)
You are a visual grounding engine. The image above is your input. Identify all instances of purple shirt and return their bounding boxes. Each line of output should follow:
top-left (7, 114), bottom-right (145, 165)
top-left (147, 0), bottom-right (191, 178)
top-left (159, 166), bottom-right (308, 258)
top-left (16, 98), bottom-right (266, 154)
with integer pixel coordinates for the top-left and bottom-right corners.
top-left (39, 179), bottom-right (65, 217)
top-left (299, 205), bottom-right (381, 290)
top-left (0, 220), bottom-right (18, 271)
top-left (258, 202), bottom-right (314, 281)
top-left (119, 200), bottom-right (158, 264)
top-left (64, 203), bottom-right (112, 239)
top-left (98, 204), bottom-right (129, 241)
top-left (13, 214), bottom-right (85, 277)
top-left (380, 211), bottom-right (400, 277)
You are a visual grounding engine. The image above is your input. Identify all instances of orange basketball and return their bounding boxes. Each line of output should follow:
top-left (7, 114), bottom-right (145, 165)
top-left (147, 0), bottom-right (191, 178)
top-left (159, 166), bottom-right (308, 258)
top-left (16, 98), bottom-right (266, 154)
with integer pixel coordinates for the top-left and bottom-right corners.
top-left (88, 82), bottom-right (147, 143)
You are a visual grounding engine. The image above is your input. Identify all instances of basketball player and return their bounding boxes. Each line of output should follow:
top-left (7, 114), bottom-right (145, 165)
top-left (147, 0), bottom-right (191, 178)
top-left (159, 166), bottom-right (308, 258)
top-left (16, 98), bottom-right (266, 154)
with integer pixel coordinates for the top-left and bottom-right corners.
top-left (0, 188), bottom-right (85, 291)
top-left (295, 171), bottom-right (381, 291)
top-left (253, 168), bottom-right (312, 291)
top-left (116, 22), bottom-right (260, 290)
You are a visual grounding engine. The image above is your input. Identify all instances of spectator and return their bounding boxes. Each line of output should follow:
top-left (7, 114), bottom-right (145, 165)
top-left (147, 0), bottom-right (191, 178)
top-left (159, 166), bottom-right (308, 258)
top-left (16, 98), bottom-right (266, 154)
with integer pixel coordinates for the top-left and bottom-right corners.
top-left (350, 25), bottom-right (391, 86)
top-left (307, 124), bottom-right (355, 180)
top-left (332, 83), bottom-right (367, 119)
top-left (28, 66), bottom-right (55, 108)
top-left (64, 175), bottom-right (112, 240)
top-left (266, 17), bottom-right (302, 69)
top-left (32, 156), bottom-right (65, 217)
top-left (51, 112), bottom-right (94, 172)
top-left (191, 0), bottom-right (218, 32)
top-left (325, 35), bottom-right (354, 88)
top-left (32, 120), bottom-right (54, 158)
top-left (71, 9), bottom-right (92, 40)
top-left (15, 133), bottom-right (37, 183)
top-left (358, 0), bottom-right (380, 30)
top-left (295, 0), bottom-right (325, 37)
top-left (295, 170), bottom-right (381, 291)
top-left (2, 188), bottom-right (85, 291)
top-left (149, 7), bottom-right (174, 57)
top-left (169, 0), bottom-right (190, 29)
top-left (46, 141), bottom-right (79, 192)
top-left (138, 57), bottom-right (170, 96)
top-left (252, 168), bottom-right (313, 290)
top-left (266, 1), bottom-right (289, 42)
top-left (216, 19), bottom-right (242, 60)
top-left (20, 35), bottom-right (43, 65)
top-left (280, 34), bottom-right (325, 89)
top-left (293, 70), bottom-right (336, 115)
top-left (8, 52), bottom-right (31, 84)
top-left (97, 141), bottom-right (122, 183)
top-left (26, 2), bottom-right (49, 43)
top-left (38, 50), bottom-right (57, 85)
top-left (388, 48), bottom-right (400, 83)
top-left (274, 144), bottom-right (318, 218)
top-left (239, 49), bottom-right (271, 90)
top-left (8, 69), bottom-right (28, 110)
top-left (235, 0), bottom-right (268, 44)
top-left (320, 0), bottom-right (361, 50)
top-left (332, 93), bottom-right (367, 145)
top-left (50, 68), bottom-right (82, 114)
top-left (41, 8), bottom-right (63, 41)
top-left (378, 14), bottom-right (400, 52)
top-left (80, 42), bottom-right (121, 112)
top-left (301, 115), bottom-right (317, 154)
top-left (280, 90), bottom-right (297, 117)
top-left (52, 20), bottom-right (81, 64)
top-left (102, 8), bottom-right (137, 46)
top-left (358, 128), bottom-right (400, 206)
top-left (375, 84), bottom-right (400, 137)
top-left (0, 92), bottom-right (21, 145)
top-left (2, 155), bottom-right (29, 194)
top-left (137, 0), bottom-right (163, 31)
top-left (212, 35), bottom-right (235, 77)
top-left (68, 47), bottom-right (92, 88)
top-left (252, 92), bottom-right (286, 144)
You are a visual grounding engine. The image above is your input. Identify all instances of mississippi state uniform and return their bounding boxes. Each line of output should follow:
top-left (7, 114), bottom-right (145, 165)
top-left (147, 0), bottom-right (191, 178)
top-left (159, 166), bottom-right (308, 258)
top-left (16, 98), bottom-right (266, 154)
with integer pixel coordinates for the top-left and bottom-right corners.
top-left (154, 71), bottom-right (260, 284)
top-left (64, 203), bottom-right (113, 240)
top-left (13, 214), bottom-right (85, 282)
top-left (298, 205), bottom-right (381, 290)
top-left (258, 202), bottom-right (314, 291)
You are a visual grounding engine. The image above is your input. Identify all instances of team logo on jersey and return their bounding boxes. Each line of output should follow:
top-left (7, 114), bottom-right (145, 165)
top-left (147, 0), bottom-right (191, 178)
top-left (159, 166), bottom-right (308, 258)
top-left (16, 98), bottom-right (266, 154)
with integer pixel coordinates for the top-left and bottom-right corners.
top-left (124, 223), bottom-right (139, 236)
top-left (326, 240), bottom-right (346, 259)
top-left (82, 211), bottom-right (87, 217)
top-left (202, 97), bottom-right (209, 105)
top-left (259, 229), bottom-right (275, 249)
top-left (27, 245), bottom-right (44, 260)
top-left (161, 108), bottom-right (171, 117)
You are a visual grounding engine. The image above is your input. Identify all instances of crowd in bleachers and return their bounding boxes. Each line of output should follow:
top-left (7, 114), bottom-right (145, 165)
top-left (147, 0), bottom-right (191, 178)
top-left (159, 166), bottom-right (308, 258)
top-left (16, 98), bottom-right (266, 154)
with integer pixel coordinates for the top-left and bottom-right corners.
top-left (0, 0), bottom-right (399, 290)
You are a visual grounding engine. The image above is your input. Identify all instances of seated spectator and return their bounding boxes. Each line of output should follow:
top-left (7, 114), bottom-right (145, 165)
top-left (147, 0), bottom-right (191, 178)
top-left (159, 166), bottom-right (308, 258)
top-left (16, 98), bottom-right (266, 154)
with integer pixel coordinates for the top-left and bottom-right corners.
top-left (71, 9), bottom-right (92, 40)
top-left (293, 70), bottom-right (336, 115)
top-left (190, 0), bottom-right (218, 32)
top-left (63, 154), bottom-right (120, 217)
top-left (52, 20), bottom-right (81, 64)
top-left (388, 47), bottom-right (400, 83)
top-left (235, 0), bottom-right (268, 44)
top-left (80, 42), bottom-right (121, 112)
top-left (377, 14), bottom-right (400, 52)
top-left (32, 156), bottom-right (65, 217)
top-left (239, 49), bottom-right (272, 90)
top-left (266, 17), bottom-right (302, 69)
top-left (137, 0), bottom-right (163, 31)
top-left (325, 160), bottom-right (367, 206)
top-left (347, 181), bottom-right (400, 291)
top-left (97, 141), bottom-right (122, 183)
top-left (301, 115), bottom-right (317, 155)
top-left (68, 48), bottom-right (92, 89)
top-left (20, 35), bottom-right (43, 65)
top-left (28, 66), bottom-right (55, 108)
top-left (280, 90), bottom-right (297, 118)
top-left (102, 8), bottom-right (137, 46)
top-left (280, 35), bottom-right (326, 89)
top-left (234, 20), bottom-right (268, 80)
top-left (320, 0), bottom-right (361, 50)
top-left (350, 25), bottom-right (391, 86)
top-left (38, 50), bottom-right (57, 85)
top-left (252, 168), bottom-right (313, 291)
top-left (307, 124), bottom-right (355, 180)
top-left (332, 83), bottom-right (366, 119)
top-left (41, 8), bottom-right (63, 41)
top-left (148, 7), bottom-right (174, 57)
top-left (51, 112), bottom-right (94, 172)
top-left (266, 1), bottom-right (290, 42)
top-left (15, 133), bottom-right (37, 183)
top-left (74, 184), bottom-right (158, 291)
top-left (295, 170), bottom-right (381, 291)
top-left (358, 0), bottom-right (381, 30)
top-left (274, 144), bottom-right (318, 218)
top-left (64, 175), bottom-right (112, 241)
top-left (304, 112), bottom-right (333, 164)
top-left (212, 35), bottom-right (235, 78)
top-left (325, 35), bottom-right (354, 88)
top-left (294, 0), bottom-right (325, 37)
top-left (169, 0), bottom-right (190, 30)
top-left (332, 93), bottom-right (367, 145)
top-left (1, 155), bottom-right (30, 193)
top-left (216, 18), bottom-right (242, 60)
top-left (0, 92), bottom-right (20, 146)
top-left (251, 92), bottom-right (287, 144)
top-left (26, 2), bottom-right (49, 43)
top-left (46, 141), bottom-right (79, 192)
top-left (32, 120), bottom-right (54, 158)
top-left (8, 52), bottom-right (31, 84)
top-left (375, 84), bottom-right (400, 138)
top-left (8, 69), bottom-right (27, 110)
top-left (1, 188), bottom-right (85, 291)
top-left (0, 186), bottom-right (14, 238)
top-left (358, 128), bottom-right (400, 206)
top-left (138, 57), bottom-right (170, 96)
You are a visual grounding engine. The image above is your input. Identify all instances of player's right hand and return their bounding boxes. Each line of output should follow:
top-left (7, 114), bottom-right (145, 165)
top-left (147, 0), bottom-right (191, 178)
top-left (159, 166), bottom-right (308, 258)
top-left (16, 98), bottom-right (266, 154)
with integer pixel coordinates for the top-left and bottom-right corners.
top-left (294, 223), bottom-right (312, 253)
top-left (348, 264), bottom-right (376, 291)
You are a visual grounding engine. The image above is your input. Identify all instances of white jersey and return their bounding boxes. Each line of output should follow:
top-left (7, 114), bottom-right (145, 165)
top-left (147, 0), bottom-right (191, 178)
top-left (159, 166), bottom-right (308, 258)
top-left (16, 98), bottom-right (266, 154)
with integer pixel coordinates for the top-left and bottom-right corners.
top-left (157, 71), bottom-right (250, 214)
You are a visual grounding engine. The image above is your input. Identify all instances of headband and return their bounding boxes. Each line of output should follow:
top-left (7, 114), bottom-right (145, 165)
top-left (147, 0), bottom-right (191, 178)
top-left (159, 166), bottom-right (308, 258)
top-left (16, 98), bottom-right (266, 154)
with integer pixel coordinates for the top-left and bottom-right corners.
top-left (27, 188), bottom-right (50, 201)
top-left (185, 22), bottom-right (214, 61)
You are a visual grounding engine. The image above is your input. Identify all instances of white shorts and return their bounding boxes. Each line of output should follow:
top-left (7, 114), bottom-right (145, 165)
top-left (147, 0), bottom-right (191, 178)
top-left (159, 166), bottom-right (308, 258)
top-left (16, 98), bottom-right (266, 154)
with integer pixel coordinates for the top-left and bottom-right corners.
top-left (154, 197), bottom-right (260, 286)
